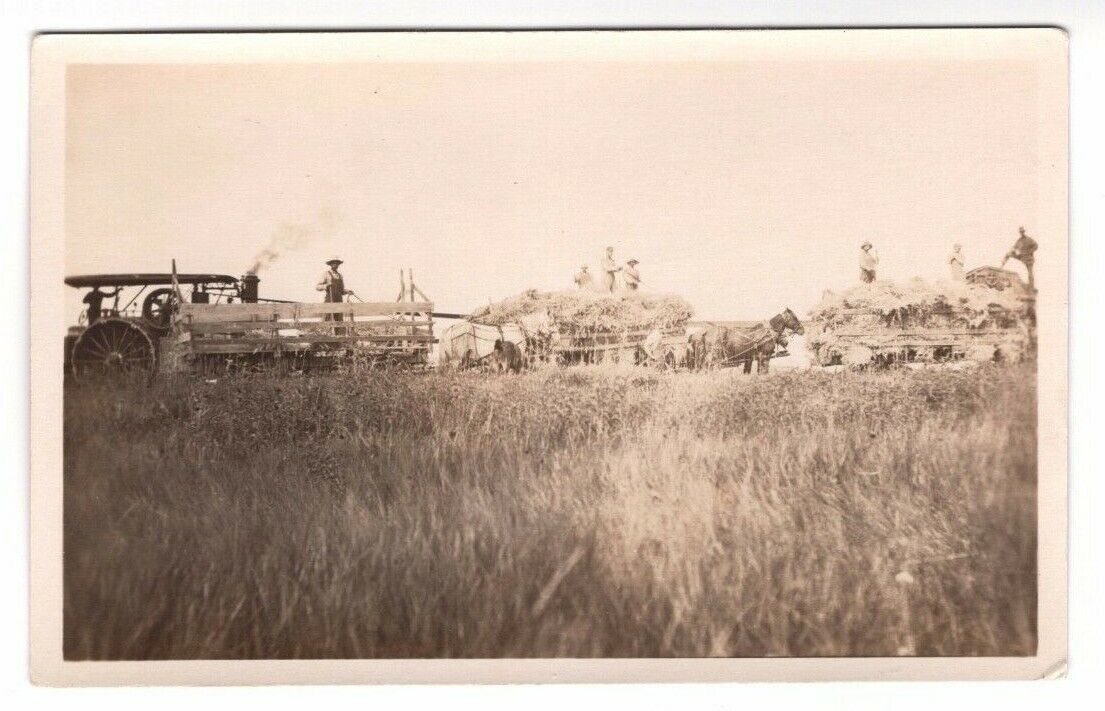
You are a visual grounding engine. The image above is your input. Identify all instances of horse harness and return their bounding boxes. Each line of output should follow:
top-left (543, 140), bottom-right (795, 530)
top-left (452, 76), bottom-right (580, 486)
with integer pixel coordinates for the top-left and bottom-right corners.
top-left (452, 321), bottom-right (546, 365)
top-left (706, 319), bottom-right (785, 368)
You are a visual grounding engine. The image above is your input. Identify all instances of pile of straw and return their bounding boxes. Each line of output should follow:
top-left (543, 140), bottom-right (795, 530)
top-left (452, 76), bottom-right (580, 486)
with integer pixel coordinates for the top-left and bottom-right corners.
top-left (810, 278), bottom-right (1025, 329)
top-left (470, 289), bottom-right (694, 333)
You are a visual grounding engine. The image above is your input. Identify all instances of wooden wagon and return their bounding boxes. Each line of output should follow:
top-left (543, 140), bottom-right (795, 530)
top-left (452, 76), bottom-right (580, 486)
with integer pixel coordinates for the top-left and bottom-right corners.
top-left (166, 300), bottom-right (435, 373)
top-left (438, 319), bottom-right (686, 370)
top-left (549, 326), bottom-right (687, 367)
top-left (807, 268), bottom-right (1037, 367)
top-left (808, 303), bottom-right (1033, 366)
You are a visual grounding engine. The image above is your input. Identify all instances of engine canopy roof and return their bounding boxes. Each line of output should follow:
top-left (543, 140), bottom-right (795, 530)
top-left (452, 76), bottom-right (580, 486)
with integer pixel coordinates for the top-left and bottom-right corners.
top-left (64, 273), bottom-right (239, 288)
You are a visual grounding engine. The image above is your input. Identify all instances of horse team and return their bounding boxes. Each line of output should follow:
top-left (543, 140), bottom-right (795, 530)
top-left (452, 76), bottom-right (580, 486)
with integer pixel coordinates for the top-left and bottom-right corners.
top-left (440, 307), bottom-right (804, 374)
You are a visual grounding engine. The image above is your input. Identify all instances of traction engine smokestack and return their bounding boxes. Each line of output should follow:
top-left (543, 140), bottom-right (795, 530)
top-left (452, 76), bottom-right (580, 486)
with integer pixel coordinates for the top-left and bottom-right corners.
top-left (240, 273), bottom-right (260, 303)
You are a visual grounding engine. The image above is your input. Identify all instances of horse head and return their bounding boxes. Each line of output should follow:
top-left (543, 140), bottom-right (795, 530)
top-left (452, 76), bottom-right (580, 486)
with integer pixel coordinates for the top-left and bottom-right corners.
top-left (783, 307), bottom-right (804, 335)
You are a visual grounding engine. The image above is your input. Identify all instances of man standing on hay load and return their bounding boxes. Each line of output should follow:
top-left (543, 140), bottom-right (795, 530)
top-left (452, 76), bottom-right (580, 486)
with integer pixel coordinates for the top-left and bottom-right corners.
top-left (949, 244), bottom-right (966, 281)
top-left (574, 264), bottom-right (594, 290)
top-left (601, 246), bottom-right (621, 293)
top-left (623, 258), bottom-right (642, 291)
top-left (859, 241), bottom-right (879, 283)
top-left (1002, 226), bottom-right (1038, 290)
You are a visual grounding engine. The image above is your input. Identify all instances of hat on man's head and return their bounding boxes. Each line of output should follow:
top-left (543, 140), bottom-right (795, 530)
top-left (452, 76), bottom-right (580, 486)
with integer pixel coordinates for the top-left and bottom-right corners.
top-left (628, 259), bottom-right (639, 265)
top-left (861, 241), bottom-right (872, 249)
top-left (326, 256), bottom-right (343, 266)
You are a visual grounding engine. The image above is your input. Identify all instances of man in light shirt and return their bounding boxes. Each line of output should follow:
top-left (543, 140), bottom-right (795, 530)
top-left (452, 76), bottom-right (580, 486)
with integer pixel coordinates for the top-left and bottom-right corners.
top-left (601, 246), bottom-right (621, 293)
top-left (574, 265), bottom-right (594, 290)
top-left (859, 242), bottom-right (879, 283)
top-left (948, 244), bottom-right (965, 281)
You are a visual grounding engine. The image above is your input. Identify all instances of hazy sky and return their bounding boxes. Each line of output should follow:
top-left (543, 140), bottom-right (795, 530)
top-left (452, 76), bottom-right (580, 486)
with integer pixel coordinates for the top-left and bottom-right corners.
top-left (66, 57), bottom-right (1040, 320)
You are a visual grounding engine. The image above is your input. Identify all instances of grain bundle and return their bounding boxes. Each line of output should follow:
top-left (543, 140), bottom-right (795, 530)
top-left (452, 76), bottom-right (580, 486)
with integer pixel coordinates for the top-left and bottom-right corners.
top-left (471, 289), bottom-right (694, 333)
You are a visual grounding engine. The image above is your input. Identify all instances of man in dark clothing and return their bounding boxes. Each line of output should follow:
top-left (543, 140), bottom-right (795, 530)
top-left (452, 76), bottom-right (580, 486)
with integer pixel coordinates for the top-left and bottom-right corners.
top-left (82, 286), bottom-right (120, 324)
top-left (1002, 226), bottom-right (1039, 290)
top-left (316, 257), bottom-right (351, 303)
top-left (316, 257), bottom-right (352, 334)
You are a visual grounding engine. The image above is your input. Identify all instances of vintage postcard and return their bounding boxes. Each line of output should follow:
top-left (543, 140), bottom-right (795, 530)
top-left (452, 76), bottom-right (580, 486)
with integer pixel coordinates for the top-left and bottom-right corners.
top-left (29, 29), bottom-right (1068, 684)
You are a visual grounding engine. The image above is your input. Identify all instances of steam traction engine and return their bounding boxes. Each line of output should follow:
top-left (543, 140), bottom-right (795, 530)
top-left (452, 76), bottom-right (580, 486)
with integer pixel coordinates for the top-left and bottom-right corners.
top-left (64, 272), bottom-right (243, 379)
top-left (64, 267), bottom-right (435, 379)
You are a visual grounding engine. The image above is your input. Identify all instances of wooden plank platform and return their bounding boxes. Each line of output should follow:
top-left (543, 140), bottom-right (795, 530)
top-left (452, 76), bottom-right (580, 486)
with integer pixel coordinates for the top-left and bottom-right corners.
top-left (178, 302), bottom-right (432, 321)
top-left (182, 320), bottom-right (431, 335)
top-left (183, 341), bottom-right (431, 355)
top-left (171, 300), bottom-right (436, 361)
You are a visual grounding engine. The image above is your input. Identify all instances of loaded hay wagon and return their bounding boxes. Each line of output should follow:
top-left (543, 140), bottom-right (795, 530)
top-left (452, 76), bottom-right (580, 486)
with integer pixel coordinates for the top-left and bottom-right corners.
top-left (805, 270), bottom-right (1035, 367)
top-left (458, 289), bottom-right (694, 369)
top-left (439, 317), bottom-right (687, 371)
top-left (551, 324), bottom-right (687, 367)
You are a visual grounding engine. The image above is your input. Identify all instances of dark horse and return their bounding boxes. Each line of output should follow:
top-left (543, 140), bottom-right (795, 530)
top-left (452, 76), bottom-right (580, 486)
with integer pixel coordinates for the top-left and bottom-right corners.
top-left (687, 307), bottom-right (804, 373)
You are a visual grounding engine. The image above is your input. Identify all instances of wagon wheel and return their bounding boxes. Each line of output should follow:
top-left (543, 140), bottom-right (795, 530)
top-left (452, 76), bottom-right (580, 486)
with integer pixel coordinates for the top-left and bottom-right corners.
top-left (141, 287), bottom-right (177, 332)
top-left (70, 318), bottom-right (156, 381)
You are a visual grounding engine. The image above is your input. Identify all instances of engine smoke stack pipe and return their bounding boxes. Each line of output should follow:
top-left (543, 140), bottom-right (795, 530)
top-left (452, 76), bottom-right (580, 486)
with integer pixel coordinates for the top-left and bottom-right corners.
top-left (240, 273), bottom-right (260, 303)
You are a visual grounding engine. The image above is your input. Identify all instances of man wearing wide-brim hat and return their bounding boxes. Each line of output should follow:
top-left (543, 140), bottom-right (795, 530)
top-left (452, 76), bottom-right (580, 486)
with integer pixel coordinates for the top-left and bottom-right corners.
top-left (623, 258), bottom-right (642, 291)
top-left (573, 264), bottom-right (594, 290)
top-left (859, 242), bottom-right (878, 284)
top-left (317, 256), bottom-right (353, 303)
top-left (1002, 226), bottom-right (1038, 290)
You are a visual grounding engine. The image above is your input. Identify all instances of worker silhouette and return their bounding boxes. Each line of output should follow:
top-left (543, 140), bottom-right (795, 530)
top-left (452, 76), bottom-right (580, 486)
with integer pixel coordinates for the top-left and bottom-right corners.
top-left (316, 256), bottom-right (353, 335)
top-left (1002, 227), bottom-right (1038, 290)
top-left (82, 286), bottom-right (120, 324)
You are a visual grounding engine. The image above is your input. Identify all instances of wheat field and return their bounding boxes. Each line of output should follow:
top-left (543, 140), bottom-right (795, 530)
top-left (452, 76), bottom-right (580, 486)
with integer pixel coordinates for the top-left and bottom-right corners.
top-left (63, 363), bottom-right (1037, 659)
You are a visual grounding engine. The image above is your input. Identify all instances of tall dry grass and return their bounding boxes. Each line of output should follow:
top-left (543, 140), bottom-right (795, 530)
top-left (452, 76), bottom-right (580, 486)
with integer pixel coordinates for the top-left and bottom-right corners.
top-left (63, 363), bottom-right (1036, 659)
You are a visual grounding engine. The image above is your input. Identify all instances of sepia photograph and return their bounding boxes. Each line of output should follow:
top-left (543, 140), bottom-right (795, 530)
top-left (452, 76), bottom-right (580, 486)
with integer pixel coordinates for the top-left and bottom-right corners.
top-left (28, 29), bottom-right (1068, 684)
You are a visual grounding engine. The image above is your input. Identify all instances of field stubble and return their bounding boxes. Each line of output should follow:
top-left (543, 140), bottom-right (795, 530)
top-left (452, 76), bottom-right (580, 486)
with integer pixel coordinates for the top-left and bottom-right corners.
top-left (63, 363), bottom-right (1037, 659)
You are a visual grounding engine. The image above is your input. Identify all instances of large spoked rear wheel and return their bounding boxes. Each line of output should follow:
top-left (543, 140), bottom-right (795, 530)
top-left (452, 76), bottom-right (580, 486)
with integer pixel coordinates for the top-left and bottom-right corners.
top-left (70, 318), bottom-right (156, 381)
